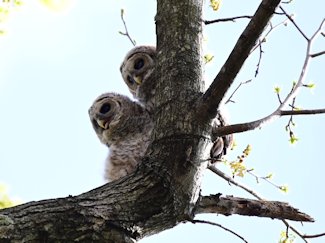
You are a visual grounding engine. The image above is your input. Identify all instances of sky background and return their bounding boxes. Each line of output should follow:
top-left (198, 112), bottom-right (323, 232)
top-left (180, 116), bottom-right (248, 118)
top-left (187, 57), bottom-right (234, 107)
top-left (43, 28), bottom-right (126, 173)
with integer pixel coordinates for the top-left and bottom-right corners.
top-left (0, 0), bottom-right (324, 242)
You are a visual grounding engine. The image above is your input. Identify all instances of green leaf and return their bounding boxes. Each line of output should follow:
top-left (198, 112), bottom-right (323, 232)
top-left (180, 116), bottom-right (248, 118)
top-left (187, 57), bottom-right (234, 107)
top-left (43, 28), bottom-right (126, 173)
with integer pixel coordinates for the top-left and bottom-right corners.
top-left (274, 86), bottom-right (281, 94)
top-left (289, 136), bottom-right (299, 144)
top-left (305, 82), bottom-right (316, 89)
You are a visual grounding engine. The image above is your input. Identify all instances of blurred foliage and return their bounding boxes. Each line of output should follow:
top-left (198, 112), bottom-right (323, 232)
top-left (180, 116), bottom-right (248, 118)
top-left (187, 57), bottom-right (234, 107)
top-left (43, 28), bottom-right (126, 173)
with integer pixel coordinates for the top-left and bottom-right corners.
top-left (0, 183), bottom-right (21, 209)
top-left (0, 0), bottom-right (74, 34)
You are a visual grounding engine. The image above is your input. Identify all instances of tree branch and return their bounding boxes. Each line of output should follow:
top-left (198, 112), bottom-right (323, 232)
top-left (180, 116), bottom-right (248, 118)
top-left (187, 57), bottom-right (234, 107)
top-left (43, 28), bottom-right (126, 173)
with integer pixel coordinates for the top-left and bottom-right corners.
top-left (119, 9), bottom-right (136, 46)
top-left (208, 165), bottom-right (264, 199)
top-left (195, 194), bottom-right (314, 222)
top-left (204, 15), bottom-right (252, 25)
top-left (225, 79), bottom-right (252, 104)
top-left (191, 219), bottom-right (248, 243)
top-left (211, 15), bottom-right (325, 137)
top-left (196, 0), bottom-right (281, 121)
top-left (212, 108), bottom-right (325, 137)
top-left (279, 6), bottom-right (309, 41)
top-left (310, 50), bottom-right (325, 58)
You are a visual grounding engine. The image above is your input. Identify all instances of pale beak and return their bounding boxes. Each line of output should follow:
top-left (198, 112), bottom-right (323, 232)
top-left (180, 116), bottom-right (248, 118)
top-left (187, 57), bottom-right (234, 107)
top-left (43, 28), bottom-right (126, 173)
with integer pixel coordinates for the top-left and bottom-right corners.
top-left (133, 76), bottom-right (142, 85)
top-left (97, 120), bottom-right (109, 129)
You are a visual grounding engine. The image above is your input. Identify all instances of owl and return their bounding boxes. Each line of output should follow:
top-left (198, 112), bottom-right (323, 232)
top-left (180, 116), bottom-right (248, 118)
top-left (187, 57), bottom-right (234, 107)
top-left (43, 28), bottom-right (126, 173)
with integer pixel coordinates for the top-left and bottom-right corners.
top-left (209, 110), bottom-right (234, 163)
top-left (88, 92), bottom-right (153, 182)
top-left (120, 45), bottom-right (156, 110)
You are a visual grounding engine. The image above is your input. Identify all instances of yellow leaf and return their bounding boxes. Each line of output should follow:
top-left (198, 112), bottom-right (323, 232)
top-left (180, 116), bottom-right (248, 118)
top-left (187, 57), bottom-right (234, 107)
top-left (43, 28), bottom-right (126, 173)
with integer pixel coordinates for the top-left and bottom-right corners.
top-left (243, 144), bottom-right (252, 156)
top-left (204, 54), bottom-right (214, 64)
top-left (210, 0), bottom-right (222, 11)
top-left (265, 173), bottom-right (273, 179)
top-left (279, 185), bottom-right (289, 193)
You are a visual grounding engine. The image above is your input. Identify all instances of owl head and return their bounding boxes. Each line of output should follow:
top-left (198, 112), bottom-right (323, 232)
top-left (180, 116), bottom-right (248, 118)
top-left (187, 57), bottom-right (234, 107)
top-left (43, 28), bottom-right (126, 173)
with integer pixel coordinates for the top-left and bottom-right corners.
top-left (120, 46), bottom-right (156, 98)
top-left (89, 92), bottom-right (148, 146)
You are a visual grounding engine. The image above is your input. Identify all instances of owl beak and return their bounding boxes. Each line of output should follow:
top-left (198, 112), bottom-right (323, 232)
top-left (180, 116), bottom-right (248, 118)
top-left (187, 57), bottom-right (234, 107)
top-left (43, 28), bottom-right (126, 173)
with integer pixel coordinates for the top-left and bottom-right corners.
top-left (133, 76), bottom-right (142, 85)
top-left (97, 119), bottom-right (109, 129)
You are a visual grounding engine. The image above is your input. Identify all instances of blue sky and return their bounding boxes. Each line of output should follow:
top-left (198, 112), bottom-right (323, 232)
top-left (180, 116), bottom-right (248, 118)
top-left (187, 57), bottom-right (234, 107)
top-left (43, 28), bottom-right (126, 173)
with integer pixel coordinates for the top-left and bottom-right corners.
top-left (0, 1), bottom-right (324, 242)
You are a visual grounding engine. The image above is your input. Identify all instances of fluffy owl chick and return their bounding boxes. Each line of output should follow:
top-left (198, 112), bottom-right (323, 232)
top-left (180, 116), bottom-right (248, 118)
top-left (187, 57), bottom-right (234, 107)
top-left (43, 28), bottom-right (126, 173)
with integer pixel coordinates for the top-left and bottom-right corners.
top-left (210, 110), bottom-right (234, 163)
top-left (120, 46), bottom-right (156, 110)
top-left (88, 93), bottom-right (153, 182)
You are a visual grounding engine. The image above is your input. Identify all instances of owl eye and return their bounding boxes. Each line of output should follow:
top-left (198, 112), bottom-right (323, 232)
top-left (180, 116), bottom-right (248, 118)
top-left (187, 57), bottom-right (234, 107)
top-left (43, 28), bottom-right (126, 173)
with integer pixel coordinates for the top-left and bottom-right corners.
top-left (99, 103), bottom-right (111, 114)
top-left (134, 58), bottom-right (144, 70)
top-left (127, 75), bottom-right (135, 84)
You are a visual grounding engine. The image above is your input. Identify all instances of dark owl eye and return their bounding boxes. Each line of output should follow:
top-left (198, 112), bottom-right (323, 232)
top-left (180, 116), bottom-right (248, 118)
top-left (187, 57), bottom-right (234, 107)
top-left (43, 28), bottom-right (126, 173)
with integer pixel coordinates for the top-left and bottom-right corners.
top-left (127, 75), bottom-right (135, 84)
top-left (134, 58), bottom-right (144, 70)
top-left (99, 103), bottom-right (111, 114)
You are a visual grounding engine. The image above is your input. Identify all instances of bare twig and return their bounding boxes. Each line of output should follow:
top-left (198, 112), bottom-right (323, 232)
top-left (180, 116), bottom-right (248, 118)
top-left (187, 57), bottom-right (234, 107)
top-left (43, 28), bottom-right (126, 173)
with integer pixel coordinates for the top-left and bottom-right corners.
top-left (304, 232), bottom-right (325, 239)
top-left (251, 19), bottom-right (290, 54)
top-left (255, 40), bottom-right (264, 77)
top-left (204, 15), bottom-right (252, 25)
top-left (282, 0), bottom-right (293, 4)
top-left (191, 219), bottom-right (248, 243)
top-left (119, 9), bottom-right (136, 46)
top-left (208, 165), bottom-right (264, 199)
top-left (282, 220), bottom-right (308, 243)
top-left (310, 50), bottom-right (325, 58)
top-left (276, 91), bottom-right (283, 104)
top-left (225, 79), bottom-right (252, 104)
top-left (279, 6), bottom-right (309, 41)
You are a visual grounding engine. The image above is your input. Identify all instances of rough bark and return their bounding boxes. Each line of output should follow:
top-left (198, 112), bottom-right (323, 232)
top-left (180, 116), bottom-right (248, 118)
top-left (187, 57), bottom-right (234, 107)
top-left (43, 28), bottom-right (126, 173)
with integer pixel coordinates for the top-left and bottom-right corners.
top-left (196, 194), bottom-right (314, 222)
top-left (0, 0), bottom-right (311, 242)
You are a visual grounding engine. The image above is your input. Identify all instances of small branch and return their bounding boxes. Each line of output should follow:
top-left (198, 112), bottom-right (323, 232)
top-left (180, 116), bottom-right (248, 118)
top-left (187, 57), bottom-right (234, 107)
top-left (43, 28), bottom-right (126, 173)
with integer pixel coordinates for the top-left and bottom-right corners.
top-left (191, 219), bottom-right (248, 243)
top-left (310, 50), bottom-right (325, 58)
top-left (304, 232), bottom-right (325, 239)
top-left (208, 165), bottom-right (263, 199)
top-left (255, 40), bottom-right (264, 77)
top-left (282, 219), bottom-right (308, 243)
top-left (250, 18), bottom-right (290, 54)
top-left (212, 114), bottom-right (278, 137)
top-left (204, 15), bottom-right (252, 25)
top-left (196, 194), bottom-right (314, 222)
top-left (212, 107), bottom-right (325, 137)
top-left (280, 108), bottom-right (325, 116)
top-left (119, 9), bottom-right (136, 46)
top-left (196, 0), bottom-right (281, 121)
top-left (225, 79), bottom-right (252, 104)
top-left (279, 6), bottom-right (309, 41)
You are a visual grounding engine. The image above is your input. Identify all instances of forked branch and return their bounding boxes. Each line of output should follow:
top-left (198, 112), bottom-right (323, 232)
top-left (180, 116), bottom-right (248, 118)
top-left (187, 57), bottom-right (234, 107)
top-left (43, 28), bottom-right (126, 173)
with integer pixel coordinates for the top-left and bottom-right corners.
top-left (212, 17), bottom-right (325, 138)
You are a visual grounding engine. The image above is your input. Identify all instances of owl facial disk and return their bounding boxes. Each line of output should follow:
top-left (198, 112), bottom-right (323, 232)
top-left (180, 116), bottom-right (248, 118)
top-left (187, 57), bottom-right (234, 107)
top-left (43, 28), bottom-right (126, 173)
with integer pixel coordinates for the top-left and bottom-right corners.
top-left (94, 101), bottom-right (116, 130)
